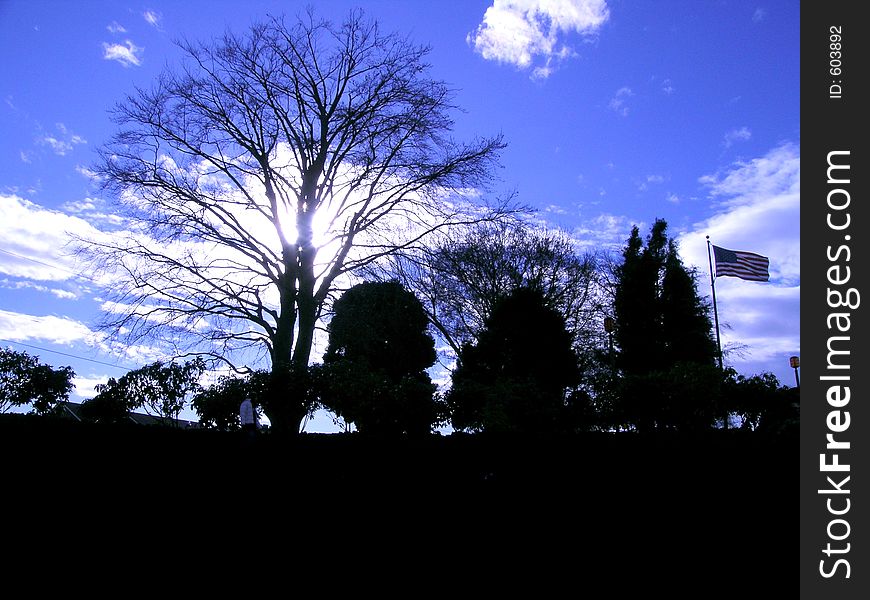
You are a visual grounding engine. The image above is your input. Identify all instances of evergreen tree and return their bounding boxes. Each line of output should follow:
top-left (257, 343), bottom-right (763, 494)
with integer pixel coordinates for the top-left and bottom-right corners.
top-left (613, 220), bottom-right (667, 376)
top-left (661, 240), bottom-right (717, 367)
top-left (611, 220), bottom-right (718, 430)
top-left (447, 287), bottom-right (580, 433)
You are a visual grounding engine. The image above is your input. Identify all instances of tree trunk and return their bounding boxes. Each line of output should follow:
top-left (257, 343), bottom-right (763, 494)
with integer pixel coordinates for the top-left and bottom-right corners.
top-left (266, 266), bottom-right (301, 435)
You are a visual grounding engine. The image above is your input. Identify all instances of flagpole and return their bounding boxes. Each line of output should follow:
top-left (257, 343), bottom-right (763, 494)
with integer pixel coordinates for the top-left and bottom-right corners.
top-left (707, 236), bottom-right (727, 430)
top-left (706, 236), bottom-right (723, 371)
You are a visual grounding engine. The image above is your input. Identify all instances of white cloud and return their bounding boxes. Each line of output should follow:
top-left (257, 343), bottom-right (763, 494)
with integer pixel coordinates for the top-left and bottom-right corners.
top-left (41, 136), bottom-right (72, 155)
top-left (571, 213), bottom-right (639, 250)
top-left (661, 78), bottom-right (675, 95)
top-left (676, 142), bottom-right (800, 382)
top-left (76, 165), bottom-right (104, 181)
top-left (61, 200), bottom-right (97, 213)
top-left (0, 194), bottom-right (101, 282)
top-left (698, 142), bottom-right (799, 209)
top-left (0, 279), bottom-right (79, 300)
top-left (0, 309), bottom-right (98, 346)
top-left (59, 197), bottom-right (126, 227)
top-left (103, 40), bottom-right (143, 67)
top-left (723, 126), bottom-right (752, 148)
top-left (608, 86), bottom-right (633, 116)
top-left (38, 124), bottom-right (86, 156)
top-left (468, 0), bottom-right (609, 78)
top-left (752, 8), bottom-right (766, 23)
top-left (143, 10), bottom-right (162, 28)
top-left (71, 374), bottom-right (110, 400)
top-left (107, 21), bottom-right (126, 34)
top-left (638, 174), bottom-right (665, 191)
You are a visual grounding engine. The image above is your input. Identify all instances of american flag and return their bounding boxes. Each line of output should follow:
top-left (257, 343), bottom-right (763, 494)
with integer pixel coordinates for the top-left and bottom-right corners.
top-left (712, 245), bottom-right (769, 282)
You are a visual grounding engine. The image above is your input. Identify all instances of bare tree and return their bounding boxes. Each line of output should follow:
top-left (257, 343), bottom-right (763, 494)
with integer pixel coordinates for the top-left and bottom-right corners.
top-left (79, 9), bottom-right (508, 433)
top-left (365, 220), bottom-right (601, 360)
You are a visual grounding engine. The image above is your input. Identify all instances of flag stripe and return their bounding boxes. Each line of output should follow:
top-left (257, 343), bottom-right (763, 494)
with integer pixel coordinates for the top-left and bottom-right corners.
top-left (712, 245), bottom-right (770, 281)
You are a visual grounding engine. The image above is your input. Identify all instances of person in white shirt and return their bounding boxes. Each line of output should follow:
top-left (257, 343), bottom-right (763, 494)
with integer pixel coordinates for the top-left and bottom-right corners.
top-left (240, 397), bottom-right (257, 436)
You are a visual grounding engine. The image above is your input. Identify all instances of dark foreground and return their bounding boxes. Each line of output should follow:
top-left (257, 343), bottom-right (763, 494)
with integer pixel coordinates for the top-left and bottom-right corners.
top-left (3, 414), bottom-right (795, 588)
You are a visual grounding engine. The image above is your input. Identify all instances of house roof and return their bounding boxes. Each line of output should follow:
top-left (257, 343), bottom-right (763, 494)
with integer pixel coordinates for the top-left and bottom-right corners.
top-left (57, 401), bottom-right (200, 428)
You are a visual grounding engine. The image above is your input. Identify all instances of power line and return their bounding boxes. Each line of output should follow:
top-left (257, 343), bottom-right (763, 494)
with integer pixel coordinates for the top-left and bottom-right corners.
top-left (0, 338), bottom-right (131, 371)
top-left (0, 247), bottom-right (98, 284)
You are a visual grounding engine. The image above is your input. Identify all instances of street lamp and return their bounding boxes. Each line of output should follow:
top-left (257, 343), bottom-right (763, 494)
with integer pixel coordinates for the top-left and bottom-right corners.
top-left (789, 356), bottom-right (800, 389)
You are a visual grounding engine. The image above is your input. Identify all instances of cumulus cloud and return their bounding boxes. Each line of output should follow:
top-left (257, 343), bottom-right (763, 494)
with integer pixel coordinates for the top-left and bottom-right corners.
top-left (698, 142), bottom-right (799, 210)
top-left (0, 194), bottom-right (101, 282)
top-left (0, 309), bottom-right (98, 346)
top-left (71, 374), bottom-right (110, 400)
top-left (103, 40), bottom-right (143, 67)
top-left (468, 0), bottom-right (610, 78)
top-left (677, 142), bottom-right (800, 382)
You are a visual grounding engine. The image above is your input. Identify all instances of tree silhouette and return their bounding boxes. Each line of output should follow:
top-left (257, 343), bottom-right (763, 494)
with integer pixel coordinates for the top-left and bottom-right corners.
top-left (661, 240), bottom-right (718, 367)
top-left (191, 371), bottom-right (267, 431)
top-left (79, 388), bottom-right (131, 424)
top-left (87, 359), bottom-right (205, 426)
top-left (321, 281), bottom-right (440, 436)
top-left (611, 219), bottom-right (719, 430)
top-left (447, 287), bottom-right (579, 433)
top-left (613, 220), bottom-right (668, 377)
top-left (79, 9), bottom-right (507, 434)
top-left (723, 369), bottom-right (798, 432)
top-left (0, 348), bottom-right (74, 415)
top-left (366, 221), bottom-right (599, 359)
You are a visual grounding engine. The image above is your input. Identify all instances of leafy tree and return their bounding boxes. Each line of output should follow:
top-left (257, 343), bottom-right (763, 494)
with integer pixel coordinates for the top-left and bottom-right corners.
top-left (79, 389), bottom-right (132, 424)
top-left (192, 367), bottom-right (319, 432)
top-left (446, 287), bottom-right (580, 433)
top-left (191, 373), bottom-right (257, 431)
top-left (320, 361), bottom-right (440, 436)
top-left (367, 220), bottom-right (599, 358)
top-left (321, 280), bottom-right (440, 435)
top-left (88, 359), bottom-right (205, 425)
top-left (620, 362), bottom-right (725, 432)
top-left (723, 369), bottom-right (798, 432)
top-left (80, 9), bottom-right (508, 434)
top-left (258, 365), bottom-right (321, 433)
top-left (0, 348), bottom-right (74, 415)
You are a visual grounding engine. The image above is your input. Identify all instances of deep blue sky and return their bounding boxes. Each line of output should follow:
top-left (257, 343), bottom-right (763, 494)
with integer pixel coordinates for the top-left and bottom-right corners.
top-left (0, 1), bottom-right (800, 428)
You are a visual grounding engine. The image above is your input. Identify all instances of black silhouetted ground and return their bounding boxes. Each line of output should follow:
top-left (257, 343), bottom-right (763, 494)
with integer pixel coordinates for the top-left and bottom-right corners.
top-left (2, 414), bottom-right (795, 588)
